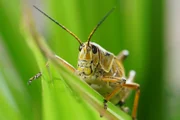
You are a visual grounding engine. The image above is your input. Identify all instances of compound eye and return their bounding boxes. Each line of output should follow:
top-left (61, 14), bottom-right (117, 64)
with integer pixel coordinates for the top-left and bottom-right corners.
top-left (79, 45), bottom-right (82, 51)
top-left (92, 45), bottom-right (97, 54)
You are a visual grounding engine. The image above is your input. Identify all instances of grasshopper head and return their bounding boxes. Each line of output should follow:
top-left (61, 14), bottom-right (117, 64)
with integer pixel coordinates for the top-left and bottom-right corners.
top-left (77, 42), bottom-right (99, 75)
top-left (77, 42), bottom-right (114, 75)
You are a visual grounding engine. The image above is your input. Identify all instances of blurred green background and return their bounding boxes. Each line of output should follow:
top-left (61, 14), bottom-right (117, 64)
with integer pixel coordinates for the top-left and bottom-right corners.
top-left (0, 0), bottom-right (180, 120)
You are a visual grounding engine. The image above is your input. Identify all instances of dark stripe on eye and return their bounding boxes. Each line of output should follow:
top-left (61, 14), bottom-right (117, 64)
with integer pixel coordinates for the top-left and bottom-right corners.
top-left (92, 45), bottom-right (97, 54)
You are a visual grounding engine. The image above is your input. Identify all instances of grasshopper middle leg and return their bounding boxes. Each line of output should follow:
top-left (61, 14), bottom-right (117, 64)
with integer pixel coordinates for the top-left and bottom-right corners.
top-left (122, 71), bottom-right (140, 120)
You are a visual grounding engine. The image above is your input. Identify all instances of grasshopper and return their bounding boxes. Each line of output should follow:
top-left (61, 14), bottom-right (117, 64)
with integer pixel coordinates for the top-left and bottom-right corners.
top-left (29, 6), bottom-right (140, 120)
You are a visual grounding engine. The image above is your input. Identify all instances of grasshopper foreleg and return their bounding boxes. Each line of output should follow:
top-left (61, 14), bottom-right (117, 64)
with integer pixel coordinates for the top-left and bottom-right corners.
top-left (28, 55), bottom-right (76, 85)
top-left (101, 77), bottom-right (126, 107)
top-left (28, 72), bottom-right (42, 85)
top-left (27, 61), bottom-right (49, 85)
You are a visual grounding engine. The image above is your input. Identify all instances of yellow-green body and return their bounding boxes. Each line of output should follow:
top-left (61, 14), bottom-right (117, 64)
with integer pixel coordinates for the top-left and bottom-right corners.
top-left (76, 42), bottom-right (129, 104)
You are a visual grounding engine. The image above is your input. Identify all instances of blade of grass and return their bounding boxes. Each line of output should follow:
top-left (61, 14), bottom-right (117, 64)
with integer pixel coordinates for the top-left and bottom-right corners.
top-left (0, 1), bottom-right (41, 120)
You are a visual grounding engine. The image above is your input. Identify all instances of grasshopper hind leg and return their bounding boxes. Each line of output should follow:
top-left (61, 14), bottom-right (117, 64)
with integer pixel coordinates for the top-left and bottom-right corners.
top-left (127, 70), bottom-right (136, 83)
top-left (117, 50), bottom-right (129, 62)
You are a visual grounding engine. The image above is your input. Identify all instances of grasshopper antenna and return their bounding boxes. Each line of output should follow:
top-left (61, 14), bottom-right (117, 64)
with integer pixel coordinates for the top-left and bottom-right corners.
top-left (33, 5), bottom-right (83, 45)
top-left (87, 7), bottom-right (116, 46)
